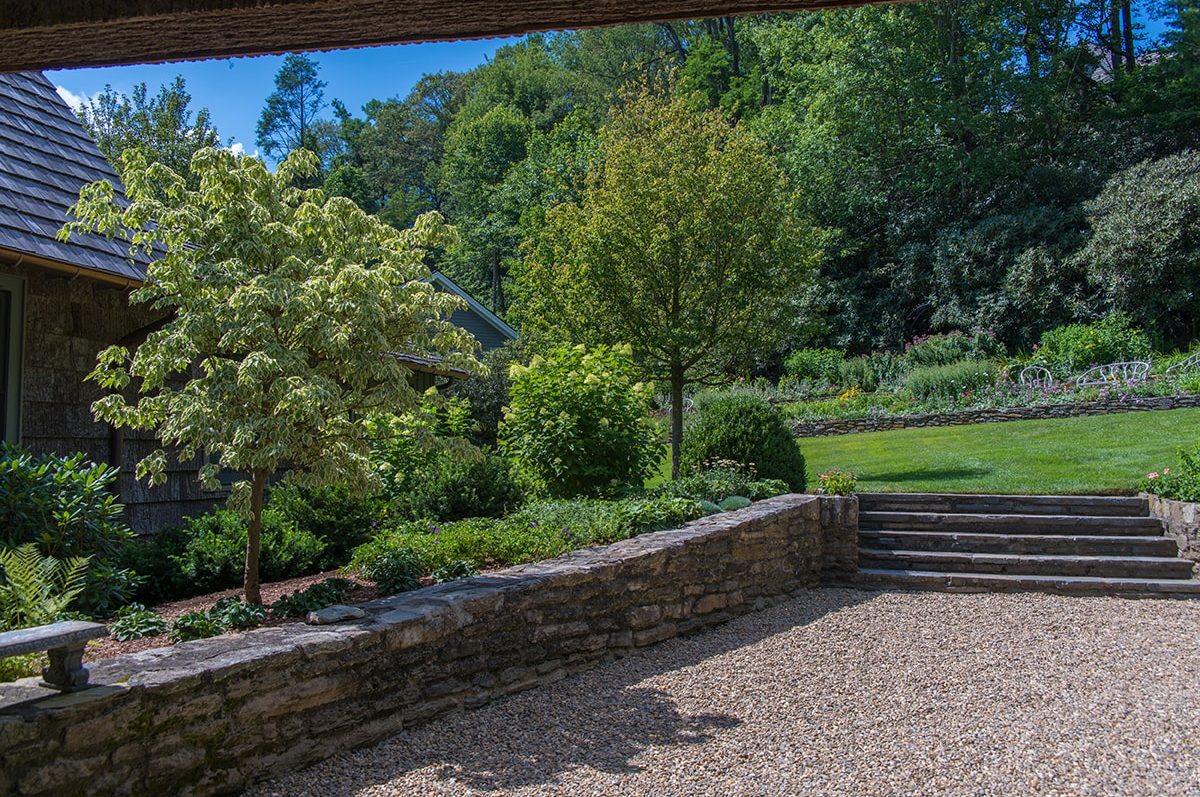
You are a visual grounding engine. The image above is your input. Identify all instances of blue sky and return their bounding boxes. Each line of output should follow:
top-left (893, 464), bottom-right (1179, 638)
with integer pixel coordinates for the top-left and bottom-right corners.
top-left (48, 39), bottom-right (517, 157)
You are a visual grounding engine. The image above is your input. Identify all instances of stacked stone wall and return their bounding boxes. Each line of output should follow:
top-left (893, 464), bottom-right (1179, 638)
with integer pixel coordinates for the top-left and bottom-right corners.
top-left (0, 494), bottom-right (857, 797)
top-left (793, 395), bottom-right (1200, 438)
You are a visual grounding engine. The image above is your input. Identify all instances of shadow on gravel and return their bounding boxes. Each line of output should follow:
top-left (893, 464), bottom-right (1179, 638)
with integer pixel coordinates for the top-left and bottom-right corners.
top-left (301, 588), bottom-right (875, 795)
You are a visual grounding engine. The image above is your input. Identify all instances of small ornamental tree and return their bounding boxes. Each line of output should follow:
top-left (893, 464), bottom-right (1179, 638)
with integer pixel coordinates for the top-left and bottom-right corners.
top-left (61, 148), bottom-right (477, 604)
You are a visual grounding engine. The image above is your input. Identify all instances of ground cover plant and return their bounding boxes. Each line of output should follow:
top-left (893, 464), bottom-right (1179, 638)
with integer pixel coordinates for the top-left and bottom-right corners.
top-left (802, 408), bottom-right (1200, 495)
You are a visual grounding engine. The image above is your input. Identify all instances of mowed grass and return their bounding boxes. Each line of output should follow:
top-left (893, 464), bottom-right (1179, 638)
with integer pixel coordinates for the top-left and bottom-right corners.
top-left (800, 408), bottom-right (1200, 495)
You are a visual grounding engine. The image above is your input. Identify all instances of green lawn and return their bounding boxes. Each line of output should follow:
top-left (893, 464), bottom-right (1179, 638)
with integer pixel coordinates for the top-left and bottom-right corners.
top-left (799, 408), bottom-right (1200, 495)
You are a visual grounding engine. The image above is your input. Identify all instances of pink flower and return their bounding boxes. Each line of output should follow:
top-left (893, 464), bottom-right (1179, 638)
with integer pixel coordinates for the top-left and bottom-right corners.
top-left (1164, 468), bottom-right (1171, 475)
top-left (1147, 472), bottom-right (1159, 480)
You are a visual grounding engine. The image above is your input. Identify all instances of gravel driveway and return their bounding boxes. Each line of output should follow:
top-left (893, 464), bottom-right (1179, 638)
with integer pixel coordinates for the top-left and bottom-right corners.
top-left (251, 588), bottom-right (1200, 797)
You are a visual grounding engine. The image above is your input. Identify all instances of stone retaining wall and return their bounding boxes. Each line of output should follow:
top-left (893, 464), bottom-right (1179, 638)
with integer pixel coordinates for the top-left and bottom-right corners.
top-left (1145, 493), bottom-right (1200, 576)
top-left (0, 494), bottom-right (857, 797)
top-left (793, 395), bottom-right (1200, 438)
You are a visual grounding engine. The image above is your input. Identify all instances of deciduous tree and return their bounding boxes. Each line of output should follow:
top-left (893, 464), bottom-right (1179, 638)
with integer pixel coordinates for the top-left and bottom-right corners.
top-left (76, 77), bottom-right (221, 181)
top-left (517, 87), bottom-right (820, 477)
top-left (61, 148), bottom-right (478, 604)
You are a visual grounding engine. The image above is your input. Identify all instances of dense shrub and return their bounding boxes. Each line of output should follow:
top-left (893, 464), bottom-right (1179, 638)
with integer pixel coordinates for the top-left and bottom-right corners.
top-left (905, 360), bottom-right (1000, 401)
top-left (268, 483), bottom-right (383, 570)
top-left (0, 446), bottom-right (139, 614)
top-left (1033, 314), bottom-right (1154, 377)
top-left (173, 509), bottom-right (325, 594)
top-left (393, 452), bottom-right (525, 522)
top-left (784, 347), bottom-right (845, 383)
top-left (1075, 152), bottom-right (1200, 344)
top-left (903, 331), bottom-right (1004, 368)
top-left (114, 525), bottom-right (194, 604)
top-left (448, 340), bottom-right (526, 446)
top-left (500, 344), bottom-right (661, 497)
top-left (680, 393), bottom-right (806, 491)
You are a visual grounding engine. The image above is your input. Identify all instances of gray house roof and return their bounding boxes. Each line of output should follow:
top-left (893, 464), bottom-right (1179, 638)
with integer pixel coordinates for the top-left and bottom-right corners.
top-left (0, 71), bottom-right (147, 283)
top-left (430, 271), bottom-right (518, 352)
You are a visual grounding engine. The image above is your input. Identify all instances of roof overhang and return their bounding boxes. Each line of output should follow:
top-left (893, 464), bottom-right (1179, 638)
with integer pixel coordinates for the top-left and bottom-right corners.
top-left (0, 0), bottom-right (903, 72)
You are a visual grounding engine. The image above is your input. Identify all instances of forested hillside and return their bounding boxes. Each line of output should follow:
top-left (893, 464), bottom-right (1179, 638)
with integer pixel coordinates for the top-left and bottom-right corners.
top-left (81, 0), bottom-right (1200, 362)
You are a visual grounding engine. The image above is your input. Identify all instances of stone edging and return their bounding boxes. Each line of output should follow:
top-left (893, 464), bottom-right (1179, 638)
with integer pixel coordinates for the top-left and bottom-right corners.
top-left (0, 494), bottom-right (857, 797)
top-left (792, 395), bottom-right (1200, 437)
top-left (1144, 493), bottom-right (1200, 576)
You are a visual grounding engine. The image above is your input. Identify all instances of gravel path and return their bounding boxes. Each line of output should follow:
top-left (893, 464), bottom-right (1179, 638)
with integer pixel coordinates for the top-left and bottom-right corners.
top-left (251, 588), bottom-right (1200, 797)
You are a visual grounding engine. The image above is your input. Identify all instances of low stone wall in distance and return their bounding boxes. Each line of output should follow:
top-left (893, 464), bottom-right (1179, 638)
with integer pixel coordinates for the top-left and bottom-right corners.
top-left (1145, 493), bottom-right (1200, 576)
top-left (793, 395), bottom-right (1200, 438)
top-left (0, 494), bottom-right (858, 797)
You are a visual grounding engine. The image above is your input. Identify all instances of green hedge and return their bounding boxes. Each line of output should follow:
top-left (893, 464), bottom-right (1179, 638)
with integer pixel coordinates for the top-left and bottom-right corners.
top-left (681, 393), bottom-right (806, 491)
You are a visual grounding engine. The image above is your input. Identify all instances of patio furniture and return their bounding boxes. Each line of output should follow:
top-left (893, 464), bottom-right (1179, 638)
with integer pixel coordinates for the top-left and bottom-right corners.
top-left (1018, 365), bottom-right (1055, 388)
top-left (1075, 361), bottom-right (1151, 387)
top-left (0, 620), bottom-right (108, 691)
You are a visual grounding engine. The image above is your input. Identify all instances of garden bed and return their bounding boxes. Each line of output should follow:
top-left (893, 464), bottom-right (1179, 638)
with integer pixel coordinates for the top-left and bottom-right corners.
top-left (792, 394), bottom-right (1200, 437)
top-left (84, 571), bottom-right (382, 662)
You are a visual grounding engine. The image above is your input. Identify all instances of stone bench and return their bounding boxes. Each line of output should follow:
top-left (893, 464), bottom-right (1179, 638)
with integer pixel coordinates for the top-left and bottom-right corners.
top-left (0, 620), bottom-right (108, 691)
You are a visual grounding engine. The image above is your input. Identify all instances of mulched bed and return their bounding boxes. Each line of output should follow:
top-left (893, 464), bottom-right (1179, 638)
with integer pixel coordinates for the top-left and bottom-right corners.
top-left (85, 571), bottom-right (384, 663)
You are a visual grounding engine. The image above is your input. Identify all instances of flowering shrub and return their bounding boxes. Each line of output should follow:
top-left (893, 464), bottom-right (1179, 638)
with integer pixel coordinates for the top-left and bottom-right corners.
top-left (817, 469), bottom-right (858, 496)
top-left (500, 344), bottom-right (661, 498)
top-left (1140, 446), bottom-right (1200, 502)
top-left (903, 330), bottom-right (1003, 369)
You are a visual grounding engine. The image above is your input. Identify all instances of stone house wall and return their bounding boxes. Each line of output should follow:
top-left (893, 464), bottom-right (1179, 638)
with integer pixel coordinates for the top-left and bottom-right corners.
top-left (0, 494), bottom-right (858, 797)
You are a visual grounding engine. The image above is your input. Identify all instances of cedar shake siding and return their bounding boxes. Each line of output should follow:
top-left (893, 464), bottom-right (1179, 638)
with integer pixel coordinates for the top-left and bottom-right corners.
top-left (2, 259), bottom-right (221, 531)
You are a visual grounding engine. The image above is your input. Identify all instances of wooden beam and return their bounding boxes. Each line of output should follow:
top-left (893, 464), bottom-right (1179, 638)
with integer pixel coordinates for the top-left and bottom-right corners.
top-left (0, 0), bottom-right (897, 73)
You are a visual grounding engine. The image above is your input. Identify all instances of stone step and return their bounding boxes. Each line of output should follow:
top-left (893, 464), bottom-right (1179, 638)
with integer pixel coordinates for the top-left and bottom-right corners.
top-left (859, 548), bottom-right (1195, 579)
top-left (858, 529), bottom-right (1180, 557)
top-left (859, 511), bottom-right (1163, 536)
top-left (858, 493), bottom-right (1149, 518)
top-left (857, 568), bottom-right (1200, 597)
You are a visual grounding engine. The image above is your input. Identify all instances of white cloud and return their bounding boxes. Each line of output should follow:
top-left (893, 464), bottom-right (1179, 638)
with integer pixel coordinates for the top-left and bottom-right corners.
top-left (55, 85), bottom-right (88, 111)
top-left (227, 141), bottom-right (261, 160)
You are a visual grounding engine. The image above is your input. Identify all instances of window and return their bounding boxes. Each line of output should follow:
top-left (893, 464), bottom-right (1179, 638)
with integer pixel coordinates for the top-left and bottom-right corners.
top-left (0, 272), bottom-right (23, 443)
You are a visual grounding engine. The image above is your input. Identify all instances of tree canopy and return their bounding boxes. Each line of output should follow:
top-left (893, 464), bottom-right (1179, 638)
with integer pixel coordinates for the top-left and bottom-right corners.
top-left (76, 76), bottom-right (221, 181)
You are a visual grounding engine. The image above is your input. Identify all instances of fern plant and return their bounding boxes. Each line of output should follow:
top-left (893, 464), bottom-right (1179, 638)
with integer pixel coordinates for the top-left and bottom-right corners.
top-left (0, 544), bottom-right (90, 631)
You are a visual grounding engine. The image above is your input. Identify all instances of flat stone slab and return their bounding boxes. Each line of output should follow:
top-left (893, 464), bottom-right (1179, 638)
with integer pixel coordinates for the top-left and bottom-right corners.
top-left (306, 605), bottom-right (367, 625)
top-left (0, 621), bottom-right (107, 658)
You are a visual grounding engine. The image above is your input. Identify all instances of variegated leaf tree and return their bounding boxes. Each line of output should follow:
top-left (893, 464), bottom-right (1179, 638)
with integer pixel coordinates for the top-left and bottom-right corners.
top-left (61, 148), bottom-right (478, 604)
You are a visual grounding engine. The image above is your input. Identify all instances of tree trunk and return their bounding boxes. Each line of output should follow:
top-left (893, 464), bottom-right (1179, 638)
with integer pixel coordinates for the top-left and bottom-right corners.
top-left (244, 470), bottom-right (267, 605)
top-left (670, 363), bottom-right (685, 480)
top-left (492, 249), bottom-right (504, 315)
top-left (1121, 1), bottom-right (1135, 71)
top-left (1109, 0), bottom-right (1123, 74)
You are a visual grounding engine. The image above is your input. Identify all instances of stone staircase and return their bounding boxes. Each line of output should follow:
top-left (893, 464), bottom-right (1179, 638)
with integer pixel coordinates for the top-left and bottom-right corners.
top-left (857, 493), bottom-right (1200, 597)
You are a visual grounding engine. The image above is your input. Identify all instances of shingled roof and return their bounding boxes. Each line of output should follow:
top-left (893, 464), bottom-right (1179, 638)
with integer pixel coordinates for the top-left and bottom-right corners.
top-left (0, 71), bottom-right (147, 284)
